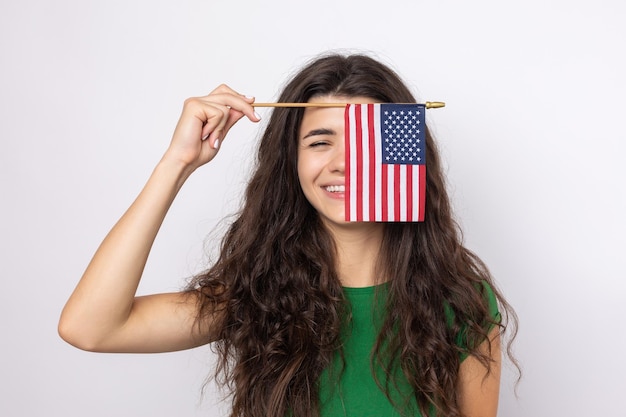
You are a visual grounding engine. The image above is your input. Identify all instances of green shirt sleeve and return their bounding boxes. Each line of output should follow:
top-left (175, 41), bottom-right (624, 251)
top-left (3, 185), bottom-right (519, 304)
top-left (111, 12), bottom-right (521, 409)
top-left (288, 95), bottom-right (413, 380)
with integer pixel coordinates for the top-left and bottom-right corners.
top-left (483, 280), bottom-right (502, 326)
top-left (446, 280), bottom-right (501, 362)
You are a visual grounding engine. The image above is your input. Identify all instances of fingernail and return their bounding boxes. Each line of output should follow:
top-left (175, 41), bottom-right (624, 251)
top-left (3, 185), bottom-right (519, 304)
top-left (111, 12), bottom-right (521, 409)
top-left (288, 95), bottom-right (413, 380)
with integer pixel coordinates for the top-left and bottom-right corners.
top-left (202, 133), bottom-right (209, 141)
top-left (213, 139), bottom-right (220, 150)
top-left (254, 111), bottom-right (261, 120)
top-left (245, 95), bottom-right (254, 100)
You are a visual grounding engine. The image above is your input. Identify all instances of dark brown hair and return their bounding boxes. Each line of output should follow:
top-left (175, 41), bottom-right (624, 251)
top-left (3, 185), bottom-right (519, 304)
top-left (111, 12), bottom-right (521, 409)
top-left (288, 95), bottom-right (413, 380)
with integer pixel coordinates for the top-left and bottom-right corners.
top-left (188, 53), bottom-right (518, 417)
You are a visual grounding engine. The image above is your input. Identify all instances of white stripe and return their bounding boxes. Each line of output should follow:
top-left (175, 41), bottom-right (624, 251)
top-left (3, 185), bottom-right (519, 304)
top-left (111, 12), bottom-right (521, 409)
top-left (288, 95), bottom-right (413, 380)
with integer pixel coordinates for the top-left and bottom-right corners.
top-left (360, 105), bottom-right (370, 221)
top-left (399, 166), bottom-right (407, 221)
top-left (386, 164), bottom-right (394, 220)
top-left (412, 165), bottom-right (420, 220)
top-left (373, 104), bottom-right (383, 222)
top-left (349, 105), bottom-right (358, 221)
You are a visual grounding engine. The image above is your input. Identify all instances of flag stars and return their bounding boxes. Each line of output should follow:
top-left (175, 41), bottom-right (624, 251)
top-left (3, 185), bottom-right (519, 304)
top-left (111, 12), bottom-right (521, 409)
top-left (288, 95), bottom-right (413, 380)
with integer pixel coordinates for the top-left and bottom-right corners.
top-left (380, 104), bottom-right (425, 165)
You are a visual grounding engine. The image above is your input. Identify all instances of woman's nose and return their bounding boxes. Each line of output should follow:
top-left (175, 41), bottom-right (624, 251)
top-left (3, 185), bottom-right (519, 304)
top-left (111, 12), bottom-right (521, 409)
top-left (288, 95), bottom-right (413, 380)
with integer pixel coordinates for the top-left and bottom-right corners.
top-left (329, 142), bottom-right (345, 173)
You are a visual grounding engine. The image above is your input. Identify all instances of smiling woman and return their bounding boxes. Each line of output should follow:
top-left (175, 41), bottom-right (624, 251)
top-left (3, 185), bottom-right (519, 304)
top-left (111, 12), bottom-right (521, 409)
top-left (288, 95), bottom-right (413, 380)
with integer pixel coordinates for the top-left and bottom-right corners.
top-left (59, 53), bottom-right (518, 417)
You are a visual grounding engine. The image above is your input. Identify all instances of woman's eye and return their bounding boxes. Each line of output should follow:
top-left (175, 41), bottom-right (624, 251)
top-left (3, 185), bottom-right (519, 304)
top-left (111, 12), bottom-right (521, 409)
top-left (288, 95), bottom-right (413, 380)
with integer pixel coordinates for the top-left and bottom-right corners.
top-left (310, 141), bottom-right (329, 147)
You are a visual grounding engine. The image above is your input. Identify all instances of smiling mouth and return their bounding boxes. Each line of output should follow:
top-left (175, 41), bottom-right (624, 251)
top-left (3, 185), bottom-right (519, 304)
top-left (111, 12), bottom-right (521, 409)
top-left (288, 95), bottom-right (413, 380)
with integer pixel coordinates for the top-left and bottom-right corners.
top-left (324, 185), bottom-right (345, 193)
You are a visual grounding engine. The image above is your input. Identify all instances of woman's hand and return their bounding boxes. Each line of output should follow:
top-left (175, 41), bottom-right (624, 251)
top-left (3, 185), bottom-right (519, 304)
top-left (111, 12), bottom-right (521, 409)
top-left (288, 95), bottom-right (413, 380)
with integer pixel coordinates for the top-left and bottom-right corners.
top-left (163, 84), bottom-right (261, 172)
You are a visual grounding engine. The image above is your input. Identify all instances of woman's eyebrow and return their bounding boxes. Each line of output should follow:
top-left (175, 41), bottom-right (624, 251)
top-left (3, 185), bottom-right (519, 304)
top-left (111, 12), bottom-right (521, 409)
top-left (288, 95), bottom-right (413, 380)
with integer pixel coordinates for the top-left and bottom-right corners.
top-left (301, 128), bottom-right (336, 140)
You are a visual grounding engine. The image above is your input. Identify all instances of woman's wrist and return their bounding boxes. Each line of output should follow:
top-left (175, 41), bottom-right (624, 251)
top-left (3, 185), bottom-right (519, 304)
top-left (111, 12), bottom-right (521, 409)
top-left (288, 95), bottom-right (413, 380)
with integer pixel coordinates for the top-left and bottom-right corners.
top-left (155, 152), bottom-right (197, 191)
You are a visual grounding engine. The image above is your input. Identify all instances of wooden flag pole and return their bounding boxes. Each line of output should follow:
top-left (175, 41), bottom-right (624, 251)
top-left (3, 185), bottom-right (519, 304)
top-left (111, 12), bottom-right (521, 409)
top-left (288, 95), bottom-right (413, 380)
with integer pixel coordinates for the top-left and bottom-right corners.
top-left (252, 101), bottom-right (445, 109)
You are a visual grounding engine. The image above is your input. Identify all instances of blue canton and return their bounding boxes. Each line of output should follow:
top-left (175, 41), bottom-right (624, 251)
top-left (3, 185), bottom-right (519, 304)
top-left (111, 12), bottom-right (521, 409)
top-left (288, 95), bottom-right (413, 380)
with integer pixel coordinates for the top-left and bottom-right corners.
top-left (380, 104), bottom-right (426, 165)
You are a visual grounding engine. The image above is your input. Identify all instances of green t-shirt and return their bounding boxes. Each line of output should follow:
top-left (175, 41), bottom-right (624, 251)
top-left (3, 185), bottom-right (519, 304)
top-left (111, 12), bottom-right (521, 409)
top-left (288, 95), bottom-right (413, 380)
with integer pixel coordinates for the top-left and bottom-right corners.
top-left (318, 282), bottom-right (499, 417)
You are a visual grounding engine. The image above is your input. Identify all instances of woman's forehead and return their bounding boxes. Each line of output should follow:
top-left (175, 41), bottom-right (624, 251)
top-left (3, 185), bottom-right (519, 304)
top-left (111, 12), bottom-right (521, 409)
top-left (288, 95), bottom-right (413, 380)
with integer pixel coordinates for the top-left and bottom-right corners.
top-left (306, 94), bottom-right (377, 104)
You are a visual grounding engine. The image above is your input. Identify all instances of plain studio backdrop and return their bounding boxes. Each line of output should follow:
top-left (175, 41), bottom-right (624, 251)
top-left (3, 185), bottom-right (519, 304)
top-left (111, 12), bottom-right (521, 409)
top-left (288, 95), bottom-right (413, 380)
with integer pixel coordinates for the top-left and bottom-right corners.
top-left (1, 1), bottom-right (624, 416)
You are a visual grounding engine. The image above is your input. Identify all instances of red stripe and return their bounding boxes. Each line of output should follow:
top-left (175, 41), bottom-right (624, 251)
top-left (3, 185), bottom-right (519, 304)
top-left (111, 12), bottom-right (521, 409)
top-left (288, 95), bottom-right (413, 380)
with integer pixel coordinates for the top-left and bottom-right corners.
top-left (394, 164), bottom-right (400, 221)
top-left (406, 165), bottom-right (413, 222)
top-left (381, 164), bottom-right (388, 221)
top-left (355, 105), bottom-right (363, 221)
top-left (367, 104), bottom-right (376, 221)
top-left (344, 106), bottom-right (351, 221)
top-left (418, 165), bottom-right (426, 221)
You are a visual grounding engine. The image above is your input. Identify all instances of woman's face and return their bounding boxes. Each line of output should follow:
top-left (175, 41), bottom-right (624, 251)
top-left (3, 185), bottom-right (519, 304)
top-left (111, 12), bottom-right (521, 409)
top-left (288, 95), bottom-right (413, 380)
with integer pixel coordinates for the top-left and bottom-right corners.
top-left (297, 95), bottom-right (375, 228)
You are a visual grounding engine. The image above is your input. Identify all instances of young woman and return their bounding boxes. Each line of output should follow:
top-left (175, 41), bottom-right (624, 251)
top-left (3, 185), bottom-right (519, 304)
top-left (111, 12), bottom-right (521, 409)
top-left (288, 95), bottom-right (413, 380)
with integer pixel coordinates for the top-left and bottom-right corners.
top-left (59, 53), bottom-right (516, 417)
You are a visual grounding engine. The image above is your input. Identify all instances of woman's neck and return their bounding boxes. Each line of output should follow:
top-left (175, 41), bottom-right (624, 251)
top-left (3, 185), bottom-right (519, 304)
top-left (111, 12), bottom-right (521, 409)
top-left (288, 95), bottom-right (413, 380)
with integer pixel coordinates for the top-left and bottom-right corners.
top-left (325, 222), bottom-right (385, 288)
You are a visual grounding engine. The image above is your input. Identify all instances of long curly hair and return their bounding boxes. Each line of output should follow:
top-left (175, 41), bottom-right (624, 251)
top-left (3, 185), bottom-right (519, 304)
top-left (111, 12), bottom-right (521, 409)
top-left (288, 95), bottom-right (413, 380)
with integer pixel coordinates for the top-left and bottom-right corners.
top-left (187, 53), bottom-right (518, 417)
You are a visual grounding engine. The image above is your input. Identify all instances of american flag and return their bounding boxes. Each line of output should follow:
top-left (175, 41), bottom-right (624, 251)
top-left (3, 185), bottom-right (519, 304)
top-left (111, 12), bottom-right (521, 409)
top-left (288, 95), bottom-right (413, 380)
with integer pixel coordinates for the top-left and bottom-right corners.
top-left (345, 103), bottom-right (426, 222)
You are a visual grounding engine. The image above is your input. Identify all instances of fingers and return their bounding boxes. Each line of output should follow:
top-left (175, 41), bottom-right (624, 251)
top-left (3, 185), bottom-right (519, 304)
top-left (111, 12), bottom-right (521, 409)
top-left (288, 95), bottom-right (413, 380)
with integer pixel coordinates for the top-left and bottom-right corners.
top-left (193, 85), bottom-right (261, 149)
top-left (209, 84), bottom-right (261, 125)
top-left (166, 84), bottom-right (261, 170)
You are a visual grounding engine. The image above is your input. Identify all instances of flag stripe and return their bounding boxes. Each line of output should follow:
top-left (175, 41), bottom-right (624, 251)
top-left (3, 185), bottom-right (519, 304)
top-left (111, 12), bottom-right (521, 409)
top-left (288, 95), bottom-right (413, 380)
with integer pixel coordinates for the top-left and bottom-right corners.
top-left (381, 161), bottom-right (389, 221)
top-left (373, 106), bottom-right (383, 221)
top-left (412, 164), bottom-right (420, 220)
top-left (405, 165), bottom-right (413, 222)
top-left (360, 105), bottom-right (369, 221)
top-left (394, 164), bottom-right (400, 221)
top-left (367, 104), bottom-right (376, 221)
top-left (344, 106), bottom-right (351, 221)
top-left (355, 105), bottom-right (364, 221)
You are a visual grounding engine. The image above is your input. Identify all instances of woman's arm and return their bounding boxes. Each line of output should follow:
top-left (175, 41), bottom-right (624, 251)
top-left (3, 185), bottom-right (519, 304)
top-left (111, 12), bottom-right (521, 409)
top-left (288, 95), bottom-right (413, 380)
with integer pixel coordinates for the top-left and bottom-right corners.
top-left (457, 327), bottom-right (502, 417)
top-left (58, 85), bottom-right (260, 353)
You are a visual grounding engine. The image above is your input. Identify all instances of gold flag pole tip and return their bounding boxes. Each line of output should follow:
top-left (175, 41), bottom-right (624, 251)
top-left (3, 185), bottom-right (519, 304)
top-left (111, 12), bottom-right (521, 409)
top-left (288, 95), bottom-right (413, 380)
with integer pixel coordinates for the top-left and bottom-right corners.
top-left (425, 101), bottom-right (445, 109)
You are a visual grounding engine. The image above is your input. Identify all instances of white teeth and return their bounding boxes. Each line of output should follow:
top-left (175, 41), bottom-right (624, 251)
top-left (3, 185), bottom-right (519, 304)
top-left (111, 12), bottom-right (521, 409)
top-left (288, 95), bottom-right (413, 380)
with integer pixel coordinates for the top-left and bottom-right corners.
top-left (324, 185), bottom-right (345, 193)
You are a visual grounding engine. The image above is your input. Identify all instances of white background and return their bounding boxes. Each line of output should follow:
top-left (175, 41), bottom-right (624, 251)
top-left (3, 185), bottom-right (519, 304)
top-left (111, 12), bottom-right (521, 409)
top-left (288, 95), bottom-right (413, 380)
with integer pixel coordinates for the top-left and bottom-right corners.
top-left (1, 1), bottom-right (625, 416)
